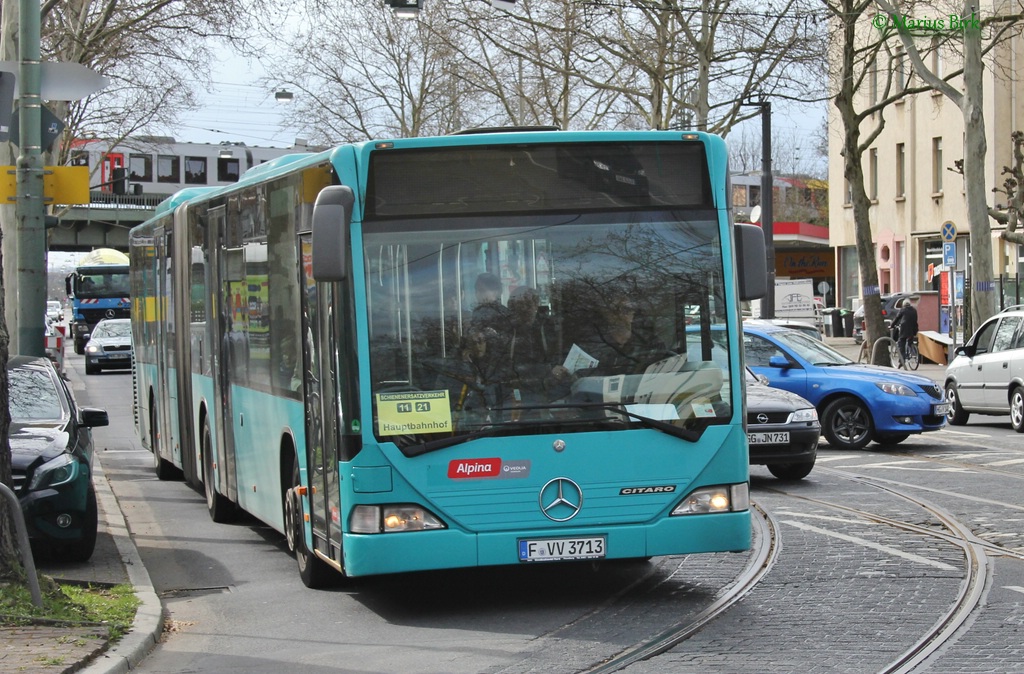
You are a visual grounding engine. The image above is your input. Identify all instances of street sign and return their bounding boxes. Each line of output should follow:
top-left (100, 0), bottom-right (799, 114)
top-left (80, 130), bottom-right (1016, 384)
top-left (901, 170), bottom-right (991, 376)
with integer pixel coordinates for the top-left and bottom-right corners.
top-left (8, 103), bottom-right (65, 151)
top-left (943, 241), bottom-right (956, 267)
top-left (1, 165), bottom-right (89, 204)
top-left (941, 220), bottom-right (957, 242)
top-left (0, 61), bottom-right (109, 100)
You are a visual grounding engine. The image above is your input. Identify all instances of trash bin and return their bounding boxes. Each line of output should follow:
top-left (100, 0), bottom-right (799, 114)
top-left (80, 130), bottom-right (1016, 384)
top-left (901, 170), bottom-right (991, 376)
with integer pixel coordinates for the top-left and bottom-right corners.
top-left (827, 309), bottom-right (844, 337)
top-left (841, 309), bottom-right (854, 338)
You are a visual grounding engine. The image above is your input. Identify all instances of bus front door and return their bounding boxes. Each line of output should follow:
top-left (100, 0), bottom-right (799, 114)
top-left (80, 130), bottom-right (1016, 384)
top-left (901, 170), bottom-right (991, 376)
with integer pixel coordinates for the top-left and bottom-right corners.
top-left (299, 234), bottom-right (342, 566)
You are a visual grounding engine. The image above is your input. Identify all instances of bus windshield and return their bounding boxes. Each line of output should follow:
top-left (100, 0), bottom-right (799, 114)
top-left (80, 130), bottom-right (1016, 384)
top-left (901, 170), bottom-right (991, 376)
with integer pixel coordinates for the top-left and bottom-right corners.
top-left (364, 211), bottom-right (732, 453)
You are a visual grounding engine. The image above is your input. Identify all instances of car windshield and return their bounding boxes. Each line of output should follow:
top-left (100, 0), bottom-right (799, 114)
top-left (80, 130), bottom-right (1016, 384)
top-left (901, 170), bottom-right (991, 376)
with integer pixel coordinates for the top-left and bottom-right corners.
top-left (93, 321), bottom-right (131, 338)
top-left (8, 367), bottom-right (63, 421)
top-left (771, 329), bottom-right (853, 366)
top-left (363, 211), bottom-right (733, 452)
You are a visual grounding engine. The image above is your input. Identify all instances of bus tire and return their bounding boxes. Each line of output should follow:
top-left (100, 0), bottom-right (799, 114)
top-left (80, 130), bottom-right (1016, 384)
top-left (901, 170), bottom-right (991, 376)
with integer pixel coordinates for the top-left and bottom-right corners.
top-left (290, 458), bottom-right (336, 589)
top-left (202, 417), bottom-right (237, 523)
top-left (151, 404), bottom-right (180, 481)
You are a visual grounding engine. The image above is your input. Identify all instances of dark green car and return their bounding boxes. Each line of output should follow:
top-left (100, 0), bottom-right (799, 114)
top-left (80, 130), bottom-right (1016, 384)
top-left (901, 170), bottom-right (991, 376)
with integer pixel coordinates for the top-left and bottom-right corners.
top-left (8, 355), bottom-right (109, 561)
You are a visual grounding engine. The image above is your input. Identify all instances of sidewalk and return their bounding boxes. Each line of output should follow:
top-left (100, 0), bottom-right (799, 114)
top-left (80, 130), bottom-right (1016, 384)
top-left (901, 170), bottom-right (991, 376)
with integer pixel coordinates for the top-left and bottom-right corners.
top-left (0, 380), bottom-right (162, 673)
top-left (823, 335), bottom-right (947, 383)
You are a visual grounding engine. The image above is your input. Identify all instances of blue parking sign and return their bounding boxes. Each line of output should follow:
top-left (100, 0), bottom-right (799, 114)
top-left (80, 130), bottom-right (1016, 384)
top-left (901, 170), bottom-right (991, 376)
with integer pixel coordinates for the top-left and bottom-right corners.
top-left (943, 241), bottom-right (956, 267)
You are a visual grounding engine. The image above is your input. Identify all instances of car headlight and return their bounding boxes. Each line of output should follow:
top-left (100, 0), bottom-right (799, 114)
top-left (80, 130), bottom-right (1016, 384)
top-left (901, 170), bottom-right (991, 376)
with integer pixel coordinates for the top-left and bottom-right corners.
top-left (671, 483), bottom-right (748, 515)
top-left (876, 382), bottom-right (916, 396)
top-left (350, 504), bottom-right (446, 533)
top-left (792, 408), bottom-right (818, 422)
top-left (28, 454), bottom-right (79, 490)
top-left (85, 345), bottom-right (100, 354)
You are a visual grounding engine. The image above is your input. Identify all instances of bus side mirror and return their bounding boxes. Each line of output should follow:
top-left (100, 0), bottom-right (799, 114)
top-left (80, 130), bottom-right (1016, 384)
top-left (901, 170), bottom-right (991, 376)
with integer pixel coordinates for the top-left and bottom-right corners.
top-left (311, 185), bottom-right (355, 282)
top-left (735, 223), bottom-right (767, 301)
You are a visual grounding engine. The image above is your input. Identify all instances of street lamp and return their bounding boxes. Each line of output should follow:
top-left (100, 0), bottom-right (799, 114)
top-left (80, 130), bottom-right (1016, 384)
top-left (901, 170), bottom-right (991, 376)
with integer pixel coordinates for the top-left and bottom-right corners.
top-left (742, 95), bottom-right (775, 319)
top-left (274, 90), bottom-right (295, 103)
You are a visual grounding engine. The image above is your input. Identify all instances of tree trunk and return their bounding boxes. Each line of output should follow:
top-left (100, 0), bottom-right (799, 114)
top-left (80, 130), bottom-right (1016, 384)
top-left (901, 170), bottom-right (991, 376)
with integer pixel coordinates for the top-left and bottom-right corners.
top-left (962, 18), bottom-right (997, 325)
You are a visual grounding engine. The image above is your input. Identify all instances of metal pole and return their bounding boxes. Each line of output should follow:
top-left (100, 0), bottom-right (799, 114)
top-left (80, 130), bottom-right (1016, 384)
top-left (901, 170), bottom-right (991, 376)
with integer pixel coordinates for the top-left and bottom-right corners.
top-left (0, 483), bottom-right (43, 607)
top-left (760, 99), bottom-right (775, 320)
top-left (15, 0), bottom-right (46, 357)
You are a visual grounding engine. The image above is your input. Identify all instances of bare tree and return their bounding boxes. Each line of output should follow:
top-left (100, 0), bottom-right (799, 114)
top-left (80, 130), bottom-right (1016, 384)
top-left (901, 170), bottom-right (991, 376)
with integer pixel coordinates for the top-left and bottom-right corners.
top-left (828, 0), bottom-right (946, 362)
top-left (989, 130), bottom-right (1024, 246)
top-left (872, 0), bottom-right (1024, 328)
top-left (0, 0), bottom-right (266, 579)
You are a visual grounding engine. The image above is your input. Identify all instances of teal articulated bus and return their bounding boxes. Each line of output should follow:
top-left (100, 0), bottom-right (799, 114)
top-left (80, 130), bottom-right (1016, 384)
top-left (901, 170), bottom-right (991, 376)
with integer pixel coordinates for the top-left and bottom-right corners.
top-left (129, 128), bottom-right (767, 587)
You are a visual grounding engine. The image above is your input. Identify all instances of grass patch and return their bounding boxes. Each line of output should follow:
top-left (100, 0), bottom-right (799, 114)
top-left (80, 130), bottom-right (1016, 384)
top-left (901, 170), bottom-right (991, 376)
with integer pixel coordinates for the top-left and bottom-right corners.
top-left (0, 576), bottom-right (139, 640)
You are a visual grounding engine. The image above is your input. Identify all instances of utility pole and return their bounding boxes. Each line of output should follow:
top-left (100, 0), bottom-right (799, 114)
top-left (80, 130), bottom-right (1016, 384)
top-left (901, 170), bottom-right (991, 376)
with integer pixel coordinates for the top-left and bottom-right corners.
top-left (14, 0), bottom-right (45, 356)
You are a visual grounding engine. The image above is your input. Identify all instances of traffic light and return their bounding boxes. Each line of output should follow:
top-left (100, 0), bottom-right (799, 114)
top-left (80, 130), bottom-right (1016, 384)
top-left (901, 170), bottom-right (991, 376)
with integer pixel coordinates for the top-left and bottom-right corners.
top-left (112, 167), bottom-right (128, 195)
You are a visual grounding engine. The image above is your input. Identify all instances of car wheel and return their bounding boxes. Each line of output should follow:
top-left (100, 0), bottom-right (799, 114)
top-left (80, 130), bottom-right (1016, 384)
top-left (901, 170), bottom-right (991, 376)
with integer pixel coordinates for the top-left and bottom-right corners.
top-left (1010, 386), bottom-right (1024, 434)
top-left (945, 382), bottom-right (970, 425)
top-left (74, 338), bottom-right (85, 355)
top-left (822, 396), bottom-right (874, 450)
top-left (874, 433), bottom-right (910, 446)
top-left (767, 460), bottom-right (815, 480)
top-left (64, 488), bottom-right (98, 563)
top-left (290, 457), bottom-right (337, 589)
top-left (202, 417), bottom-right (237, 523)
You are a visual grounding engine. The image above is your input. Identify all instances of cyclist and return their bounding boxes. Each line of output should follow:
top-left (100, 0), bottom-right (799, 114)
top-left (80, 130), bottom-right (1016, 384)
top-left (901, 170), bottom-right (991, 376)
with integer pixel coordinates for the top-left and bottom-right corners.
top-left (892, 294), bottom-right (920, 364)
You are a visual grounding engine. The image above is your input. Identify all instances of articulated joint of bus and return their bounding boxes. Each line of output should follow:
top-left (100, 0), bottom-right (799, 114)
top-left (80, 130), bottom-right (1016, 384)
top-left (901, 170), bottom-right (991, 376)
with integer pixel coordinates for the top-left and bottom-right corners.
top-left (350, 504), bottom-right (447, 534)
top-left (670, 483), bottom-right (749, 516)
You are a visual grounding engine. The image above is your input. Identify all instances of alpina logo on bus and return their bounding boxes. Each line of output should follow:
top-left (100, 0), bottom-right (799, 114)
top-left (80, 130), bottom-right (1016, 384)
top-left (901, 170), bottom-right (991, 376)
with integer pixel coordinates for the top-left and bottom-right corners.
top-left (448, 458), bottom-right (501, 478)
top-left (619, 485), bottom-right (676, 495)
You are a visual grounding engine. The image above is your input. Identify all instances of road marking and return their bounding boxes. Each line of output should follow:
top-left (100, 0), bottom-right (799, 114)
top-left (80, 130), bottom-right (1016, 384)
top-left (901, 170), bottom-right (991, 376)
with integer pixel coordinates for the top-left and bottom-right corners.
top-left (940, 429), bottom-right (993, 438)
top-left (774, 511), bottom-right (865, 526)
top-left (987, 458), bottom-right (1024, 467)
top-left (835, 462), bottom-right (971, 473)
top-left (1005, 586), bottom-right (1024, 596)
top-left (814, 454), bottom-right (861, 462)
top-left (783, 520), bottom-right (958, 571)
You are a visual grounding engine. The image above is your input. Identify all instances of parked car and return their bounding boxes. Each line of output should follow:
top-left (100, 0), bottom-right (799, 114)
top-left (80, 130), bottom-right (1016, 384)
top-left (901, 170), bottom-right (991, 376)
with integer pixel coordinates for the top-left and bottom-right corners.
top-left (84, 318), bottom-right (133, 374)
top-left (745, 318), bottom-right (823, 341)
top-left (46, 300), bottom-right (63, 324)
top-left (745, 367), bottom-right (820, 479)
top-left (743, 323), bottom-right (947, 450)
top-left (944, 305), bottom-right (1024, 432)
top-left (852, 292), bottom-right (914, 344)
top-left (7, 355), bottom-right (109, 561)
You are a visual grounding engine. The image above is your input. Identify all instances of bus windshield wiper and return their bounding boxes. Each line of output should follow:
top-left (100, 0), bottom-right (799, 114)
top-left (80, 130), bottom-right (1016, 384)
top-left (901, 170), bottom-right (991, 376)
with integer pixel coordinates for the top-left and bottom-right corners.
top-left (540, 402), bottom-right (702, 443)
top-left (402, 426), bottom-right (504, 457)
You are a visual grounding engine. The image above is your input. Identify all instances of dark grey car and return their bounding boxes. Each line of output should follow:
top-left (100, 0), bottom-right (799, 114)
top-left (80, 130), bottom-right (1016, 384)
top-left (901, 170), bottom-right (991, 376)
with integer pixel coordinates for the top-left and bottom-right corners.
top-left (746, 368), bottom-right (820, 479)
top-left (8, 355), bottom-right (109, 561)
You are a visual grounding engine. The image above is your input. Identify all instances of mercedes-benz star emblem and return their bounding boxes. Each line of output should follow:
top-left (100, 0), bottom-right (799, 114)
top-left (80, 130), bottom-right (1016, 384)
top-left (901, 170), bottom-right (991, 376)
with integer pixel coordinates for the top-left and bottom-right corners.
top-left (105, 309), bottom-right (116, 318)
top-left (756, 413), bottom-right (769, 424)
top-left (539, 477), bottom-right (583, 522)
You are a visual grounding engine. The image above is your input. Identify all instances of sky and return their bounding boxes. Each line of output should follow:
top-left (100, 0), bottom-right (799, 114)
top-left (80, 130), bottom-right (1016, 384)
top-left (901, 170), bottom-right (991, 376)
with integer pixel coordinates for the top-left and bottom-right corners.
top-left (159, 52), bottom-right (303, 149)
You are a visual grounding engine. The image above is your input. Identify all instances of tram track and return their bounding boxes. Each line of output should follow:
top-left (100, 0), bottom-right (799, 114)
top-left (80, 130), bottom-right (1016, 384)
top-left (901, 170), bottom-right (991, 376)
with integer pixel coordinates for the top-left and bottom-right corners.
top-left (576, 503), bottom-right (780, 674)
top-left (771, 466), bottom-right (997, 673)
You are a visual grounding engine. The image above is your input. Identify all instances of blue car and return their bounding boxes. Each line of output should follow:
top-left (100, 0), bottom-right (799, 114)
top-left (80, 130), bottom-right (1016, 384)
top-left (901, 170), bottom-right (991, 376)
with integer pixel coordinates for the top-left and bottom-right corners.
top-left (743, 324), bottom-right (947, 450)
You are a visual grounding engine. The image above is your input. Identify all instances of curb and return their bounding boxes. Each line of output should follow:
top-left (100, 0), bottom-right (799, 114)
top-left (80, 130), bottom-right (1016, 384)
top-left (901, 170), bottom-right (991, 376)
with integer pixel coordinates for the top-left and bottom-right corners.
top-left (79, 456), bottom-right (163, 674)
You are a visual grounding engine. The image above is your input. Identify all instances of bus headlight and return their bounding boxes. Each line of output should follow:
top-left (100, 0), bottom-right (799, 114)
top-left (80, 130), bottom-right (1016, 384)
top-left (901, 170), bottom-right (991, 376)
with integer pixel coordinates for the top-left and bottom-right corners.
top-left (350, 504), bottom-right (446, 533)
top-left (671, 483), bottom-right (748, 515)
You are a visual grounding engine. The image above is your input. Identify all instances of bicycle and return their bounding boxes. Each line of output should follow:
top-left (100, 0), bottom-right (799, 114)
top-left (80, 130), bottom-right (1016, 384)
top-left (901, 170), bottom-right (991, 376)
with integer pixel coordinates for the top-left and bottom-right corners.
top-left (888, 337), bottom-right (919, 370)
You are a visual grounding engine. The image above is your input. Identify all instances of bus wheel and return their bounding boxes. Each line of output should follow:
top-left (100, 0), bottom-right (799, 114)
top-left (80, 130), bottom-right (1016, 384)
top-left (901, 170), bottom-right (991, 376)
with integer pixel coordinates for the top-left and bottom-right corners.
top-left (290, 458), bottom-right (335, 589)
top-left (152, 405), bottom-right (179, 481)
top-left (202, 417), bottom-right (236, 523)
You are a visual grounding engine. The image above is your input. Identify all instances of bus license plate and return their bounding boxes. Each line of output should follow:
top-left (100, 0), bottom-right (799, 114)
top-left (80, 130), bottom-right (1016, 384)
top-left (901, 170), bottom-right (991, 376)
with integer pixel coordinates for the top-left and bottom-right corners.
top-left (518, 537), bottom-right (606, 562)
top-left (747, 432), bottom-right (789, 444)
top-left (933, 403), bottom-right (950, 416)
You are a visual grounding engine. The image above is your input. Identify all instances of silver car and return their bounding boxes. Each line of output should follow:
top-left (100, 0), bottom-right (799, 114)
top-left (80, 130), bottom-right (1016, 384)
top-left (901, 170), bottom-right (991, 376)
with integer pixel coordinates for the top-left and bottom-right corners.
top-left (944, 306), bottom-right (1024, 432)
top-left (84, 318), bottom-right (133, 375)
